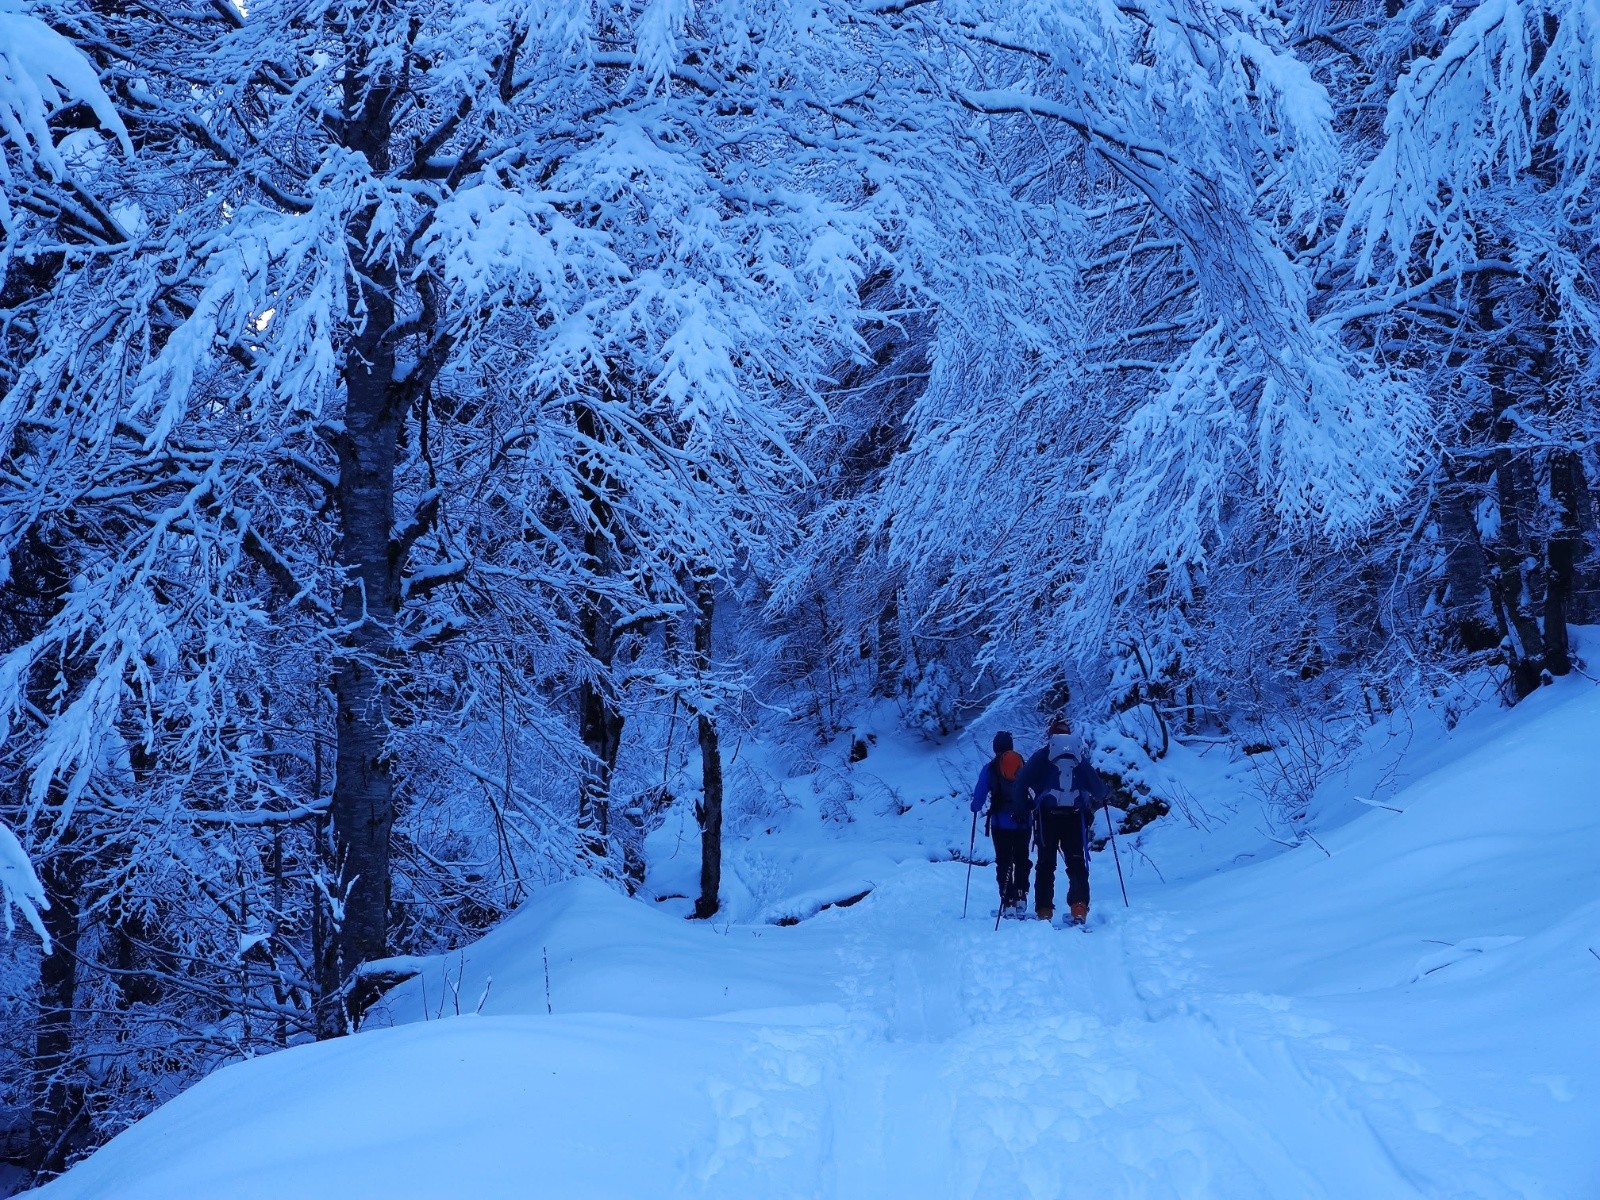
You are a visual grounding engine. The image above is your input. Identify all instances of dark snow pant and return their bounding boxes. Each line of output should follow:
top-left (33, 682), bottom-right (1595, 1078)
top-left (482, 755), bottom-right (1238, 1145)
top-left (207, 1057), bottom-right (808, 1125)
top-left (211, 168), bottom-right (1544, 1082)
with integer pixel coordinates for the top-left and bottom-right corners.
top-left (1035, 806), bottom-right (1089, 913)
top-left (991, 825), bottom-right (1031, 908)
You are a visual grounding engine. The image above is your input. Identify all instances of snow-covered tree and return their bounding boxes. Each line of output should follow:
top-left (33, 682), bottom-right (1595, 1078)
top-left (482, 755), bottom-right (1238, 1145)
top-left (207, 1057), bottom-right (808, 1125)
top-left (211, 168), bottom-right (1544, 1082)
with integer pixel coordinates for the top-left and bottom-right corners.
top-left (0, 0), bottom-right (1063, 1171)
top-left (766, 0), bottom-right (1430, 738)
top-left (5, 0), bottom-right (1598, 1180)
top-left (1340, 0), bottom-right (1600, 696)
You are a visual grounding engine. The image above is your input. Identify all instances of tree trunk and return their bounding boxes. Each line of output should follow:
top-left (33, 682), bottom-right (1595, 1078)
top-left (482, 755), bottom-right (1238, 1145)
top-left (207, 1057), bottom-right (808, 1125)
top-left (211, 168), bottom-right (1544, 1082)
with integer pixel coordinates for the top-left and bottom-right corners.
top-left (1570, 451), bottom-right (1600, 626)
top-left (27, 846), bottom-right (86, 1180)
top-left (1543, 449), bottom-right (1582, 677)
top-left (577, 666), bottom-right (624, 861)
top-left (1477, 280), bottom-right (1546, 701)
top-left (692, 578), bottom-right (722, 920)
top-left (575, 400), bottom-right (624, 865)
top-left (318, 60), bottom-right (402, 1038)
top-left (1436, 466), bottom-right (1500, 653)
top-left (1490, 449), bottom-right (1547, 699)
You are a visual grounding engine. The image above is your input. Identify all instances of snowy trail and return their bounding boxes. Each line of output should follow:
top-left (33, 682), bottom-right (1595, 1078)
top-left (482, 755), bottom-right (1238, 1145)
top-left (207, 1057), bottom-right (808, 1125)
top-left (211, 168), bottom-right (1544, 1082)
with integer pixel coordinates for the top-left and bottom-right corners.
top-left (37, 681), bottom-right (1600, 1199)
top-left (40, 854), bottom-right (1589, 1199)
top-left (34, 853), bottom-right (1590, 1200)
top-left (693, 865), bottom-right (1438, 1200)
top-left (38, 861), bottom-right (1492, 1200)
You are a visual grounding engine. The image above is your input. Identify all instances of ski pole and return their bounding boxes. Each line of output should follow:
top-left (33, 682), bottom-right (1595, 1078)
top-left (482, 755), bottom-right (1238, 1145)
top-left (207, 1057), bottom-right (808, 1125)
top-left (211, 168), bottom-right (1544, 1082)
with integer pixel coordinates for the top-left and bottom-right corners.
top-left (961, 811), bottom-right (977, 919)
top-left (1101, 797), bottom-right (1129, 907)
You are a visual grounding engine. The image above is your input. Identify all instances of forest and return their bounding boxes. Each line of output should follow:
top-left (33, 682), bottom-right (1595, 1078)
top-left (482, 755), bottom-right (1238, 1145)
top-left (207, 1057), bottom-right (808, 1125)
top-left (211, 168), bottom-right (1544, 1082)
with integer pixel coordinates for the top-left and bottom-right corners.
top-left (0, 0), bottom-right (1596, 1189)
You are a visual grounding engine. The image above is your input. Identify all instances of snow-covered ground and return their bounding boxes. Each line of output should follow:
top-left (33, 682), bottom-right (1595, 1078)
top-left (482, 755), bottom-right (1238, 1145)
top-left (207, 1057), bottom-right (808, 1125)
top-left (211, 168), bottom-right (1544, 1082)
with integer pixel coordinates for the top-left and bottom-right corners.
top-left (35, 679), bottom-right (1600, 1198)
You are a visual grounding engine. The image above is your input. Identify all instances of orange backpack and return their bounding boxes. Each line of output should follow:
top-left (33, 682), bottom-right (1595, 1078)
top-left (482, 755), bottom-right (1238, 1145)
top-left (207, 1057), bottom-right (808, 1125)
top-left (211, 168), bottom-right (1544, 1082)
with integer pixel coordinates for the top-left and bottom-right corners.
top-left (989, 749), bottom-right (1027, 818)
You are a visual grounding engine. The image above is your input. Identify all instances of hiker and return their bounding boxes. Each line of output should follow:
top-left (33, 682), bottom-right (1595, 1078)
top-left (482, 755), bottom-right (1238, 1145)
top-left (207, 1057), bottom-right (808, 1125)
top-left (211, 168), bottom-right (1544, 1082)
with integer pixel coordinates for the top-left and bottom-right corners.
top-left (970, 731), bottom-right (1031, 917)
top-left (1020, 718), bottom-right (1110, 925)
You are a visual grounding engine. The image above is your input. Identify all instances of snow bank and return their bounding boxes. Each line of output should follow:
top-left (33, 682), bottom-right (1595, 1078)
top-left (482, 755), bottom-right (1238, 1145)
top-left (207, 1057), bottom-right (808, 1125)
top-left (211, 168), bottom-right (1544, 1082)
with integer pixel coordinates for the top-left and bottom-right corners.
top-left (373, 877), bottom-right (824, 1024)
top-left (32, 1010), bottom-right (805, 1200)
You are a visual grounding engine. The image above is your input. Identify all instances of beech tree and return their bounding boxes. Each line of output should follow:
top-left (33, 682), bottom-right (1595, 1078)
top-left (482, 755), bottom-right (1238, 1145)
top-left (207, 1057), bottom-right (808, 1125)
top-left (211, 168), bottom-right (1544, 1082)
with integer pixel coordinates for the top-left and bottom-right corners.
top-left (4, 0), bottom-right (1597, 1181)
top-left (2, 0), bottom-right (1031, 1169)
top-left (1341, 0), bottom-right (1600, 696)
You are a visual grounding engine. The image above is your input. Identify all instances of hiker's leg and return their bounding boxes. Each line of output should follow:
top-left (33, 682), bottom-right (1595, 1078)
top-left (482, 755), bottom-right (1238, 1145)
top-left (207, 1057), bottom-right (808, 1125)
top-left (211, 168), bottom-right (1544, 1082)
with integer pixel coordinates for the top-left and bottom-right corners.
top-left (996, 828), bottom-right (1016, 905)
top-left (997, 828), bottom-right (1028, 906)
top-left (1064, 809), bottom-right (1090, 910)
top-left (1012, 827), bottom-right (1032, 907)
top-left (991, 828), bottom-right (1007, 902)
top-left (1034, 811), bottom-right (1060, 913)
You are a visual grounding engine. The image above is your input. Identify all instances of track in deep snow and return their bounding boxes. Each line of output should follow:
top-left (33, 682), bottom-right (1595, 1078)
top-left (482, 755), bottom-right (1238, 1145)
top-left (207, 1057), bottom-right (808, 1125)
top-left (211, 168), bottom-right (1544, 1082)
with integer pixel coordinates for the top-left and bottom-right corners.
top-left (34, 850), bottom-right (1578, 1200)
top-left (695, 861), bottom-right (1488, 1200)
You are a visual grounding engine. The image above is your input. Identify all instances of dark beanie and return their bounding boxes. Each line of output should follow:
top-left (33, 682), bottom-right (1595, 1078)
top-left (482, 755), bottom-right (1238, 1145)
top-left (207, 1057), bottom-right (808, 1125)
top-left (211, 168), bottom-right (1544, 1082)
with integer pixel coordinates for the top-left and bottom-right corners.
top-left (992, 730), bottom-right (1014, 755)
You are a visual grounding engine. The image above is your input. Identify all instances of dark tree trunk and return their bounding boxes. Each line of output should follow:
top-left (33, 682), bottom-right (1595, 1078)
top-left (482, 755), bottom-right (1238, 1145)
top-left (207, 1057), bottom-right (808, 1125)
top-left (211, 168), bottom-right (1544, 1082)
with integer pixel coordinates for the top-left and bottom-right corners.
top-left (1489, 448), bottom-right (1546, 699)
top-left (318, 58), bottom-right (402, 1038)
top-left (0, 524), bottom-right (90, 1180)
top-left (1475, 279), bottom-right (1546, 701)
top-left (1570, 451), bottom-right (1600, 625)
top-left (105, 893), bottom-right (167, 1010)
top-left (1436, 467), bottom-right (1500, 653)
top-left (575, 401), bottom-right (624, 865)
top-left (1543, 449), bottom-right (1582, 677)
top-left (692, 578), bottom-right (722, 920)
top-left (1521, 279), bottom-right (1580, 682)
top-left (577, 667), bottom-right (624, 860)
top-left (26, 846), bottom-right (87, 1181)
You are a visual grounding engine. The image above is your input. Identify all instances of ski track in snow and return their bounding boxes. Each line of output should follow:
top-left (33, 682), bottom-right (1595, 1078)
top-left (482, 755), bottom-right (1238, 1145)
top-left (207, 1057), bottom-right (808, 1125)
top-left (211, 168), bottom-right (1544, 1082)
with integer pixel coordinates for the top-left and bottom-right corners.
top-left (692, 869), bottom-right (1464, 1200)
top-left (40, 859), bottom-right (1584, 1200)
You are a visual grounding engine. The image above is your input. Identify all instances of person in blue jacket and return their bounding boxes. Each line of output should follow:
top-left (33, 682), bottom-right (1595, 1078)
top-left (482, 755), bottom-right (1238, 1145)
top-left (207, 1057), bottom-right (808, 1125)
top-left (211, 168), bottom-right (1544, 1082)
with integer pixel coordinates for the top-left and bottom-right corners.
top-left (970, 731), bottom-right (1031, 916)
top-left (1019, 718), bottom-right (1109, 924)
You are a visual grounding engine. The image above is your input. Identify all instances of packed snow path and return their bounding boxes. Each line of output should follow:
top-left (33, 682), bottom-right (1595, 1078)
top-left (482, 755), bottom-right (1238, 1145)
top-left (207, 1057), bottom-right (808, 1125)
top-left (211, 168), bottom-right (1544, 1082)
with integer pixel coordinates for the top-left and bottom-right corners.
top-left (40, 871), bottom-right (1593, 1199)
top-left (693, 875), bottom-right (1443, 1199)
top-left (38, 681), bottom-right (1600, 1199)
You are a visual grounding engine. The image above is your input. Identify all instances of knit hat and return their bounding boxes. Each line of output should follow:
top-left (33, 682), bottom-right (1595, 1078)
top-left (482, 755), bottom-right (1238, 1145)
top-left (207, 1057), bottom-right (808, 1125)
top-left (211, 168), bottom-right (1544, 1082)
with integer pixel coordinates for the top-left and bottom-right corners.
top-left (992, 730), bottom-right (1014, 755)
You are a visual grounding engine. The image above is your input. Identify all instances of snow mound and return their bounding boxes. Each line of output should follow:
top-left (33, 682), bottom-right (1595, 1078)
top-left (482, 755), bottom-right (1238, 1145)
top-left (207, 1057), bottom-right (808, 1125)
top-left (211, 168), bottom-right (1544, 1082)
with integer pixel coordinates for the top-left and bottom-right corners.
top-left (373, 877), bottom-right (821, 1023)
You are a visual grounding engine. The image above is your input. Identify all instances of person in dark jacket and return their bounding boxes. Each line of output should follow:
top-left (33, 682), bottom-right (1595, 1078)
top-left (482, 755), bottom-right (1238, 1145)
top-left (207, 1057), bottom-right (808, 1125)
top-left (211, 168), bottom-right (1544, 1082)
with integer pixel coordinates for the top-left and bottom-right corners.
top-left (1019, 718), bottom-right (1109, 924)
top-left (971, 730), bottom-right (1031, 916)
